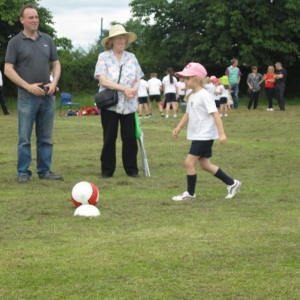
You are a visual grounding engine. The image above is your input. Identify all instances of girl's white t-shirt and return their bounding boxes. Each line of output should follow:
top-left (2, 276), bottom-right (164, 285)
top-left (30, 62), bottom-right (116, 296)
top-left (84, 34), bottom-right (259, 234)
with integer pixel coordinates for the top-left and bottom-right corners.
top-left (162, 75), bottom-right (177, 94)
top-left (138, 79), bottom-right (149, 97)
top-left (214, 85), bottom-right (223, 101)
top-left (176, 81), bottom-right (186, 96)
top-left (186, 89), bottom-right (218, 140)
top-left (148, 77), bottom-right (162, 95)
top-left (220, 85), bottom-right (228, 98)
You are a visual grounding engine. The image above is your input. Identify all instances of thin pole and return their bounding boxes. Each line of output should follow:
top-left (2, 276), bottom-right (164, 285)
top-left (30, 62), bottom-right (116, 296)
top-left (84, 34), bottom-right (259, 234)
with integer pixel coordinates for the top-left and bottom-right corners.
top-left (100, 18), bottom-right (103, 53)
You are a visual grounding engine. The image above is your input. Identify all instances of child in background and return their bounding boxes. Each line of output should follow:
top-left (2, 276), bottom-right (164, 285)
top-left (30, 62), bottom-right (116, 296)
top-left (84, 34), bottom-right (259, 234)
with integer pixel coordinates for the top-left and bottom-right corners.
top-left (176, 77), bottom-right (186, 103)
top-left (148, 73), bottom-right (164, 117)
top-left (219, 82), bottom-right (229, 117)
top-left (137, 77), bottom-right (149, 119)
top-left (212, 78), bottom-right (223, 114)
top-left (172, 62), bottom-right (241, 201)
top-left (227, 91), bottom-right (233, 109)
top-left (162, 67), bottom-right (179, 118)
top-left (204, 77), bottom-right (215, 101)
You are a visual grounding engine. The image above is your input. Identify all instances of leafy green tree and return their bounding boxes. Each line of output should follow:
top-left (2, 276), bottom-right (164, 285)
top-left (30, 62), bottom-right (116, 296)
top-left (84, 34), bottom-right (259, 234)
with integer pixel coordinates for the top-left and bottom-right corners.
top-left (108, 18), bottom-right (170, 79)
top-left (0, 0), bottom-right (59, 96)
top-left (0, 0), bottom-right (56, 66)
top-left (130, 0), bottom-right (300, 68)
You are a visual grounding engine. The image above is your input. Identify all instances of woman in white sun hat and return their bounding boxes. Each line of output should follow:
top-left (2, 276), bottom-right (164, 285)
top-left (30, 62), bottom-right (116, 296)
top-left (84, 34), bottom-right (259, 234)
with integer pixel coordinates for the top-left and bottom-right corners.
top-left (172, 62), bottom-right (241, 201)
top-left (94, 24), bottom-right (144, 178)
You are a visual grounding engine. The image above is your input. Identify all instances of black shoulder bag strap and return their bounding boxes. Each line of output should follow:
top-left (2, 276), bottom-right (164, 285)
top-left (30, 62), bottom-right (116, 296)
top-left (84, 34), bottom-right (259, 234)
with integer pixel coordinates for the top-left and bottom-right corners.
top-left (117, 65), bottom-right (123, 85)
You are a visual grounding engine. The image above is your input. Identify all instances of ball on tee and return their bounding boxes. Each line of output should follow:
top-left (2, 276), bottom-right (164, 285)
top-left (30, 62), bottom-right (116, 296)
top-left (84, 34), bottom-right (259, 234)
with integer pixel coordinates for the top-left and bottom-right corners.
top-left (71, 181), bottom-right (99, 207)
top-left (74, 204), bottom-right (100, 217)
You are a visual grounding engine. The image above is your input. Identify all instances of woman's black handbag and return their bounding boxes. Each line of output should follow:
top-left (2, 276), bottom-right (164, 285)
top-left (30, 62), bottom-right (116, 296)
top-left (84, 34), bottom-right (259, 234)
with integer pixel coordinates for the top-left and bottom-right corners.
top-left (95, 65), bottom-right (123, 109)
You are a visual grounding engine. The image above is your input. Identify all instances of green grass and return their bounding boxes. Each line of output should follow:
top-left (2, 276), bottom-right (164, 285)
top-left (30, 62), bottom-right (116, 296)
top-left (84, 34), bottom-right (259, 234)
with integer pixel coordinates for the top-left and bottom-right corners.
top-left (1, 100), bottom-right (300, 299)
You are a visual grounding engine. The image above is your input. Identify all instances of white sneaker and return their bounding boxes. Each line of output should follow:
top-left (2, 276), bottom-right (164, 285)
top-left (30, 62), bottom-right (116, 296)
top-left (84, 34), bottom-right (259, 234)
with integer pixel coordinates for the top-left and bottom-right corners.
top-left (144, 115), bottom-right (149, 119)
top-left (225, 180), bottom-right (242, 199)
top-left (224, 114), bottom-right (228, 117)
top-left (165, 114), bottom-right (169, 119)
top-left (173, 114), bottom-right (177, 118)
top-left (138, 116), bottom-right (143, 119)
top-left (220, 114), bottom-right (223, 117)
top-left (266, 108), bottom-right (270, 111)
top-left (172, 191), bottom-right (196, 201)
top-left (269, 108), bottom-right (273, 111)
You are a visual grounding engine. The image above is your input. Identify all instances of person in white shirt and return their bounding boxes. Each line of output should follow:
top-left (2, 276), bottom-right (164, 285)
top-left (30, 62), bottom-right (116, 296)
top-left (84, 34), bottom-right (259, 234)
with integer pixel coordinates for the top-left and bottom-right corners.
top-left (176, 77), bottom-right (186, 103)
top-left (171, 62), bottom-right (241, 201)
top-left (204, 77), bottom-right (214, 101)
top-left (211, 78), bottom-right (223, 114)
top-left (137, 77), bottom-right (149, 118)
top-left (219, 81), bottom-right (229, 117)
top-left (162, 67), bottom-right (179, 118)
top-left (0, 71), bottom-right (9, 115)
top-left (148, 73), bottom-right (163, 117)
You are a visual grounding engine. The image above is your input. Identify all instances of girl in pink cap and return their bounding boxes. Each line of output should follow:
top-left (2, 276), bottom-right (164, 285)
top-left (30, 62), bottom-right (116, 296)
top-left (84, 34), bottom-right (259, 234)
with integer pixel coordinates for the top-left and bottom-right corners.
top-left (172, 62), bottom-right (241, 201)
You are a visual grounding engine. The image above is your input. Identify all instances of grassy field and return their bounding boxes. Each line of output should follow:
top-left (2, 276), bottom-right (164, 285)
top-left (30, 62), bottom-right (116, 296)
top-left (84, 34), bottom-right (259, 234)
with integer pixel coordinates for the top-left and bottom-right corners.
top-left (0, 98), bottom-right (300, 300)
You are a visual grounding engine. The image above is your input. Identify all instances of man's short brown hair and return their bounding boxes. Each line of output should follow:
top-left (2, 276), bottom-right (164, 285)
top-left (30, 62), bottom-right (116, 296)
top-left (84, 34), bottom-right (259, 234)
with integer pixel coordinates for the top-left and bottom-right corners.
top-left (20, 3), bottom-right (37, 17)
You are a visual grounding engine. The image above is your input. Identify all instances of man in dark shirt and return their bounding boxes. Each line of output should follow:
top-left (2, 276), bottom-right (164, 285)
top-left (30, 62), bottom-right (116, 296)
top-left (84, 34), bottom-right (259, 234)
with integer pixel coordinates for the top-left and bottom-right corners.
top-left (274, 62), bottom-right (287, 111)
top-left (4, 3), bottom-right (63, 183)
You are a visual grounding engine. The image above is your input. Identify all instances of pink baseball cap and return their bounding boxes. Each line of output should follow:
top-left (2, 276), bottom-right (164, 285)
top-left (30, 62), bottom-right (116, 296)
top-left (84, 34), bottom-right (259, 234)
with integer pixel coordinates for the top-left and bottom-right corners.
top-left (210, 76), bottom-right (217, 81)
top-left (211, 78), bottom-right (220, 84)
top-left (175, 62), bottom-right (207, 78)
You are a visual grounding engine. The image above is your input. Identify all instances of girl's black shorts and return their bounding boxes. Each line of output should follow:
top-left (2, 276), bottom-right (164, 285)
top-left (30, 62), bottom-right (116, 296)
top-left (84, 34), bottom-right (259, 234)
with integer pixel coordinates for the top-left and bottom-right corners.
top-left (189, 140), bottom-right (214, 158)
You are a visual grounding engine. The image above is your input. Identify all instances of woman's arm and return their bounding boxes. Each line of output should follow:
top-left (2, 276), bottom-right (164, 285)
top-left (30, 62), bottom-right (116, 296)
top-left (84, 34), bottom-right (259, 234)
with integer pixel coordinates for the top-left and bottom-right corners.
top-left (98, 75), bottom-right (137, 99)
top-left (258, 75), bottom-right (264, 85)
top-left (247, 74), bottom-right (253, 89)
top-left (266, 74), bottom-right (276, 83)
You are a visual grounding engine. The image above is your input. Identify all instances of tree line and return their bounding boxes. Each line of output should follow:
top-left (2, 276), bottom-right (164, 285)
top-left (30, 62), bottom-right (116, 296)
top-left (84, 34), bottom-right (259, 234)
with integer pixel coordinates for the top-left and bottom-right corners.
top-left (1, 0), bottom-right (300, 98)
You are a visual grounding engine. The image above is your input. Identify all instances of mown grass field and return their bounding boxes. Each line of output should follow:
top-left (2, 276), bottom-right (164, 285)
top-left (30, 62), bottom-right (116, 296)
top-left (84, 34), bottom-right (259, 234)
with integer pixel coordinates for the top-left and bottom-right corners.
top-left (0, 96), bottom-right (300, 299)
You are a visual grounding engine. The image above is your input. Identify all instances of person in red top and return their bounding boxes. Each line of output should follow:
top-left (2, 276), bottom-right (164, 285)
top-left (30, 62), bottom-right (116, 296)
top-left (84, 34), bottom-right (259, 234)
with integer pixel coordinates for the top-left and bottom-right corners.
top-left (264, 66), bottom-right (276, 111)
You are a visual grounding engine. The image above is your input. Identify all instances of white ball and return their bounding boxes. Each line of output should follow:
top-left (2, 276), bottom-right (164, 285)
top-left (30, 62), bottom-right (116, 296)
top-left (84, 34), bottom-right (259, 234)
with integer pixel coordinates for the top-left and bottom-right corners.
top-left (74, 205), bottom-right (100, 217)
top-left (71, 181), bottom-right (99, 206)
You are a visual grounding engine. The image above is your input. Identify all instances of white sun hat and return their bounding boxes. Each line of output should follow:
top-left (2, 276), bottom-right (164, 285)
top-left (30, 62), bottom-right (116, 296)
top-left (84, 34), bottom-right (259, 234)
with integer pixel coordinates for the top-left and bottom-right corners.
top-left (101, 24), bottom-right (137, 50)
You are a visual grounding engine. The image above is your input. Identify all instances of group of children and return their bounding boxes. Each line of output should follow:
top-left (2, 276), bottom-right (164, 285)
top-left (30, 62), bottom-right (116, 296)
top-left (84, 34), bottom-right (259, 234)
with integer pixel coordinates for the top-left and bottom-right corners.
top-left (138, 71), bottom-right (234, 120)
top-left (137, 73), bottom-right (164, 119)
top-left (138, 69), bottom-right (190, 119)
top-left (204, 75), bottom-right (234, 118)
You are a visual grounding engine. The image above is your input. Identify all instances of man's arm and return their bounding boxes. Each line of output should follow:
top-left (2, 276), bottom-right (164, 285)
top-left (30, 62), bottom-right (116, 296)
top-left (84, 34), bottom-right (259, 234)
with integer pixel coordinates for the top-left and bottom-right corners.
top-left (4, 63), bottom-right (45, 96)
top-left (45, 60), bottom-right (61, 95)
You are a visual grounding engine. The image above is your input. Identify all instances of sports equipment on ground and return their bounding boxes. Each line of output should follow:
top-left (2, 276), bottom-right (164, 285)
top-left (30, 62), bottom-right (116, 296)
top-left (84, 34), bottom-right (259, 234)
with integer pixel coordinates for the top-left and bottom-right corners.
top-left (134, 112), bottom-right (150, 177)
top-left (74, 205), bottom-right (100, 217)
top-left (71, 181), bottom-right (99, 206)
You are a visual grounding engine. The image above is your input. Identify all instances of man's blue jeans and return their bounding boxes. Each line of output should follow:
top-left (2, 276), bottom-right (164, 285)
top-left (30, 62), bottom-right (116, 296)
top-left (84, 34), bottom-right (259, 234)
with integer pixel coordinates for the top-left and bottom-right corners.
top-left (231, 83), bottom-right (239, 109)
top-left (17, 88), bottom-right (56, 177)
